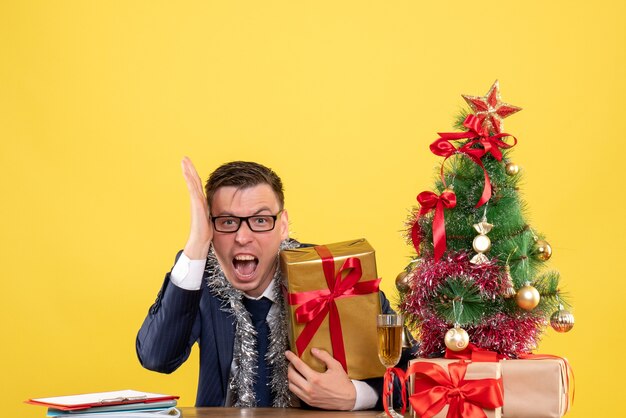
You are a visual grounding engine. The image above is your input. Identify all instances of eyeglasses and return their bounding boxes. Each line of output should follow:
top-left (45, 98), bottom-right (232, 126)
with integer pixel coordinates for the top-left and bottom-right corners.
top-left (210, 211), bottom-right (283, 233)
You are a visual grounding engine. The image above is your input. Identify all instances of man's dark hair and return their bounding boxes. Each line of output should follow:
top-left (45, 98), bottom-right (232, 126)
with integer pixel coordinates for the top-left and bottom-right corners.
top-left (205, 161), bottom-right (285, 209)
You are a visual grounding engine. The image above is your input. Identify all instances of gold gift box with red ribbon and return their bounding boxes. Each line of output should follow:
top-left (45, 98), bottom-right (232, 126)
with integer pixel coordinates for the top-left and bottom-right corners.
top-left (407, 358), bottom-right (503, 418)
top-left (280, 238), bottom-right (386, 380)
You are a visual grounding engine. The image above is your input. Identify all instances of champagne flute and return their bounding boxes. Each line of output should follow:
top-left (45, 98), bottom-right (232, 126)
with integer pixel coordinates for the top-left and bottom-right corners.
top-left (377, 314), bottom-right (404, 418)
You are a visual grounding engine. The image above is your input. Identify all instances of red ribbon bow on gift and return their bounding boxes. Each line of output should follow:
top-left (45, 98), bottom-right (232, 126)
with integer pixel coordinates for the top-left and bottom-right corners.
top-left (411, 189), bottom-right (457, 261)
top-left (430, 114), bottom-right (517, 208)
top-left (286, 245), bottom-right (381, 372)
top-left (407, 360), bottom-right (504, 418)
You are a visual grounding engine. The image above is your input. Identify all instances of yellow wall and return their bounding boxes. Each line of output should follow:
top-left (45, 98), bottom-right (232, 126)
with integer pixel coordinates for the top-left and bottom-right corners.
top-left (1, 1), bottom-right (623, 416)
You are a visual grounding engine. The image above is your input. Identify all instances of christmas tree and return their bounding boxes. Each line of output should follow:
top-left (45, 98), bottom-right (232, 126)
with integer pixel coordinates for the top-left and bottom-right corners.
top-left (398, 81), bottom-right (574, 359)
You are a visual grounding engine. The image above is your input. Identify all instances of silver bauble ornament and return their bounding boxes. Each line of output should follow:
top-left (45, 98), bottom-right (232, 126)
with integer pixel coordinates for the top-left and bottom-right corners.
top-left (550, 306), bottom-right (575, 332)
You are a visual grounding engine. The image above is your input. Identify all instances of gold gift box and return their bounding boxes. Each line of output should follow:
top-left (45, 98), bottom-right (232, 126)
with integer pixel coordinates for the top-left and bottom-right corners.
top-left (408, 358), bottom-right (502, 418)
top-left (280, 238), bottom-right (386, 380)
top-left (500, 358), bottom-right (570, 418)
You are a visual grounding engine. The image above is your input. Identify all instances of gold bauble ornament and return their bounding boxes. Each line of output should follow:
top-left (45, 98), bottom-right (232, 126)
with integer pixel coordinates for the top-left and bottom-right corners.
top-left (505, 162), bottom-right (519, 176)
top-left (444, 325), bottom-right (469, 351)
top-left (550, 306), bottom-right (575, 332)
top-left (516, 282), bottom-right (540, 310)
top-left (532, 239), bottom-right (552, 261)
top-left (396, 271), bottom-right (410, 292)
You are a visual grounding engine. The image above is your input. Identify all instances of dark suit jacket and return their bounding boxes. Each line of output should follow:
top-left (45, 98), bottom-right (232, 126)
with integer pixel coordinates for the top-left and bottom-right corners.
top-left (136, 252), bottom-right (405, 408)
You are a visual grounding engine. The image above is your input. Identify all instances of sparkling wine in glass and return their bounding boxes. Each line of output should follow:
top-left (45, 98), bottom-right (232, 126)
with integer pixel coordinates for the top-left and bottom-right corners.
top-left (377, 314), bottom-right (404, 418)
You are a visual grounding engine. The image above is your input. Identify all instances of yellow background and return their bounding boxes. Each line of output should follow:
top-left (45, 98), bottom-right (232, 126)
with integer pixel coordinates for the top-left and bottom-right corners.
top-left (1, 1), bottom-right (623, 416)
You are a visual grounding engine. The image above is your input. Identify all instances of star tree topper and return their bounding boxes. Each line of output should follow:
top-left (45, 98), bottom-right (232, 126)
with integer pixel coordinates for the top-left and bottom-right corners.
top-left (462, 80), bottom-right (522, 134)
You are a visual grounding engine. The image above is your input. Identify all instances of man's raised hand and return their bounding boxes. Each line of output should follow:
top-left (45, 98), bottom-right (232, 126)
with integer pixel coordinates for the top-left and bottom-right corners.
top-left (182, 157), bottom-right (213, 260)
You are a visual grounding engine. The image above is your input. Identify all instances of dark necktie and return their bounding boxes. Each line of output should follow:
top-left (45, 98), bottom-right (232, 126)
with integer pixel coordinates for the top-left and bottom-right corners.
top-left (242, 296), bottom-right (273, 407)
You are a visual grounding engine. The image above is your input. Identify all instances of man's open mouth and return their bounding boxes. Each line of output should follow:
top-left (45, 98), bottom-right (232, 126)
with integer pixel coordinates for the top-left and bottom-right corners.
top-left (233, 254), bottom-right (259, 278)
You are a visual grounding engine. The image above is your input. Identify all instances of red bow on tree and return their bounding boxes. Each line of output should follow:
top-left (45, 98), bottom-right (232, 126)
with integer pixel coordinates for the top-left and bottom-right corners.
top-left (462, 114), bottom-right (518, 162)
top-left (430, 114), bottom-right (517, 208)
top-left (411, 189), bottom-right (457, 261)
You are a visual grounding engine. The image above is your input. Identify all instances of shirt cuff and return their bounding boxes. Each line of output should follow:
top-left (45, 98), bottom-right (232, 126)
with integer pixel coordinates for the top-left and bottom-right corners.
top-left (351, 379), bottom-right (378, 411)
top-left (170, 252), bottom-right (206, 291)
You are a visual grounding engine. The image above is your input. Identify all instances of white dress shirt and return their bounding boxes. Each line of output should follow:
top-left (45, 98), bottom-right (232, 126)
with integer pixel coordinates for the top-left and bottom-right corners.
top-left (170, 252), bottom-right (378, 410)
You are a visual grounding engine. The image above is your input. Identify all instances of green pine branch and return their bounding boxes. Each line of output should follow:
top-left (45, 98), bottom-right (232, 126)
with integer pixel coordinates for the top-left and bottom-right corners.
top-left (433, 277), bottom-right (500, 325)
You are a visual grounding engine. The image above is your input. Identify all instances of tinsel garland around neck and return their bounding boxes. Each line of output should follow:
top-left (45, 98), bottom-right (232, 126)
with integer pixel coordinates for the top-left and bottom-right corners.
top-left (205, 238), bottom-right (300, 408)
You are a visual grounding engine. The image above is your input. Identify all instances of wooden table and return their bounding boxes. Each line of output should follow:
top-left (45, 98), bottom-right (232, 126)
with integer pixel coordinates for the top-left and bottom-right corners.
top-left (180, 408), bottom-right (385, 417)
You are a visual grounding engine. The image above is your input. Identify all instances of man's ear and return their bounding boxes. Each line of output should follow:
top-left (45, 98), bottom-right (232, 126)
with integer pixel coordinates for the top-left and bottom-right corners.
top-left (279, 209), bottom-right (289, 240)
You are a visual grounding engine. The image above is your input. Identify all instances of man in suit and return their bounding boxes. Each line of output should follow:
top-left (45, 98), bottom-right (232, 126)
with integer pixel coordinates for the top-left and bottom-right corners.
top-left (136, 158), bottom-right (396, 410)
